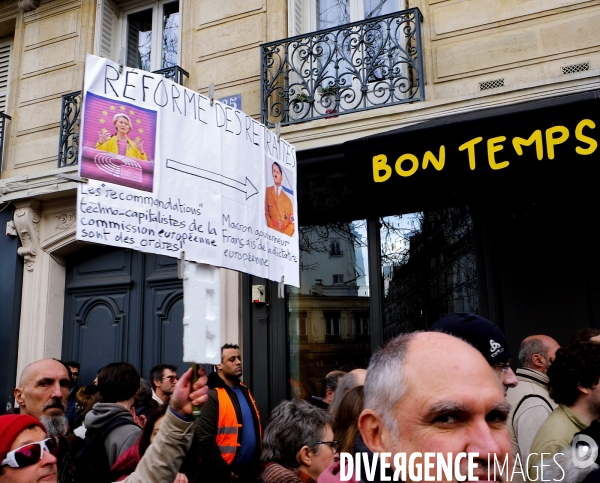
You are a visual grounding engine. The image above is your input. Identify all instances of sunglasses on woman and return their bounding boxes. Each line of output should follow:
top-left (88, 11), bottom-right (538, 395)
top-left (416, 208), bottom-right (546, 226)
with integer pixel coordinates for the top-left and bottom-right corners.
top-left (1, 438), bottom-right (58, 468)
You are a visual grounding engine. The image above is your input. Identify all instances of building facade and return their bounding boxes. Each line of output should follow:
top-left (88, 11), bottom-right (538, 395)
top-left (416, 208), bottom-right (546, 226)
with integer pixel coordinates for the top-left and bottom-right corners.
top-left (0, 0), bottom-right (599, 416)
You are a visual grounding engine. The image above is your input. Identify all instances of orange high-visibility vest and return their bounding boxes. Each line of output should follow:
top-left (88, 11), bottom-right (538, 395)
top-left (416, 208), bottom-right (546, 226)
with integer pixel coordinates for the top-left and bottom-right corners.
top-left (215, 385), bottom-right (262, 463)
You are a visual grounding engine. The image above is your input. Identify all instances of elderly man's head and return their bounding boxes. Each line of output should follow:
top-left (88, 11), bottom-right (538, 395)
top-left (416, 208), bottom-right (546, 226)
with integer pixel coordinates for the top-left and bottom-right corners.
top-left (359, 332), bottom-right (511, 482)
top-left (0, 414), bottom-right (57, 483)
top-left (518, 335), bottom-right (560, 374)
top-left (261, 399), bottom-right (338, 481)
top-left (14, 360), bottom-right (70, 440)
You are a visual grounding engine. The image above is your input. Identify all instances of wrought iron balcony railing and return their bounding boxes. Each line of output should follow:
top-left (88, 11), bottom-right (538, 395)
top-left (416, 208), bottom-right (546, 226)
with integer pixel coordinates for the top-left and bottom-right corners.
top-left (260, 8), bottom-right (424, 127)
top-left (0, 112), bottom-right (12, 171)
top-left (58, 65), bottom-right (189, 168)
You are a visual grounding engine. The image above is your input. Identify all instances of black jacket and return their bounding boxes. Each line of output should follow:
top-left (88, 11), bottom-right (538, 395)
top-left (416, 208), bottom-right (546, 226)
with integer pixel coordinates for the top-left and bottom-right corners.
top-left (193, 372), bottom-right (262, 482)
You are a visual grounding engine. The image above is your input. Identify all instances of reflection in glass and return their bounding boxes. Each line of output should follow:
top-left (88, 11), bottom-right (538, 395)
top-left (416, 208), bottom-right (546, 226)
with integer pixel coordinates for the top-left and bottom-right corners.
top-left (162, 2), bottom-right (179, 69)
top-left (317, 0), bottom-right (350, 29)
top-left (364, 0), bottom-right (397, 18)
top-left (127, 9), bottom-right (153, 71)
top-left (381, 207), bottom-right (478, 342)
top-left (287, 221), bottom-right (371, 402)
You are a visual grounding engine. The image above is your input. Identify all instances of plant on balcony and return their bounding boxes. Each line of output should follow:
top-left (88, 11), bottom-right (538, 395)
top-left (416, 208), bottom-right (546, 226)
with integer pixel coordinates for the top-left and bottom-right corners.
top-left (318, 85), bottom-right (338, 96)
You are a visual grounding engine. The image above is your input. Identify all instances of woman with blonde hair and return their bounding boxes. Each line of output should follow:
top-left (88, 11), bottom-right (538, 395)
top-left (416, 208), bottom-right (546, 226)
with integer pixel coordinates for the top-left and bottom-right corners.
top-left (96, 113), bottom-right (147, 160)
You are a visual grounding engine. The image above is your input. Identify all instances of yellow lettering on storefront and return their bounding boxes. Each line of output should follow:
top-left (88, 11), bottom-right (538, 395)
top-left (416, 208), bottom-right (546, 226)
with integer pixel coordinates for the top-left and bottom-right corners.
top-left (458, 137), bottom-right (483, 170)
top-left (545, 126), bottom-right (569, 160)
top-left (512, 130), bottom-right (543, 160)
top-left (395, 154), bottom-right (419, 177)
top-left (372, 154), bottom-right (392, 182)
top-left (487, 136), bottom-right (509, 170)
top-left (575, 119), bottom-right (597, 155)
top-left (422, 146), bottom-right (446, 171)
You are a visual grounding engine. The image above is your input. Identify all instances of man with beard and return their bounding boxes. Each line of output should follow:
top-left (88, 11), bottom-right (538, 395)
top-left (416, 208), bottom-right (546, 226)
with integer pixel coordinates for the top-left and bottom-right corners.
top-left (318, 332), bottom-right (514, 483)
top-left (13, 358), bottom-right (74, 483)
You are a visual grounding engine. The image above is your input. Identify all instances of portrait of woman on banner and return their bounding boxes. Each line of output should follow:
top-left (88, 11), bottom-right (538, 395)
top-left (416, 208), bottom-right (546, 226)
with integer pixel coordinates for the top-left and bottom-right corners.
top-left (96, 113), bottom-right (147, 160)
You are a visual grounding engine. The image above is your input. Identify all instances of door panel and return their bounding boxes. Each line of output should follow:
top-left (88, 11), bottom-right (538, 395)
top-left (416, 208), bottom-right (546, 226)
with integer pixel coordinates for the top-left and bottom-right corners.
top-left (62, 246), bottom-right (183, 387)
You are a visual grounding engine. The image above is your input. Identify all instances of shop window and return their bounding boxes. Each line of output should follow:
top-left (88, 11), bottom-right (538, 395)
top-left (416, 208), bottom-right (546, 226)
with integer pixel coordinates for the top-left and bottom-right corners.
top-left (95, 0), bottom-right (180, 71)
top-left (381, 208), bottom-right (478, 341)
top-left (287, 221), bottom-right (371, 400)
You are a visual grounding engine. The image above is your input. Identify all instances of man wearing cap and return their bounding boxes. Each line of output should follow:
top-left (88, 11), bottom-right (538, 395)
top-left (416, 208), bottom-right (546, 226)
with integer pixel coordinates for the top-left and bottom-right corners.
top-left (429, 312), bottom-right (518, 395)
top-left (0, 367), bottom-right (209, 483)
top-left (506, 335), bottom-right (560, 461)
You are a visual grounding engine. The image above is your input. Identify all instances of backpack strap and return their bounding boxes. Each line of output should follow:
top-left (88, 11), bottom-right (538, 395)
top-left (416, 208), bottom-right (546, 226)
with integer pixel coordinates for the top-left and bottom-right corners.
top-left (511, 394), bottom-right (553, 432)
top-left (76, 416), bottom-right (139, 482)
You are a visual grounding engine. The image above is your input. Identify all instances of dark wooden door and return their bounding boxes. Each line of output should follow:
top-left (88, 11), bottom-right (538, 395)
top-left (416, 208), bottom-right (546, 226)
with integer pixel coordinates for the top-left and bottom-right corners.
top-left (62, 246), bottom-right (184, 387)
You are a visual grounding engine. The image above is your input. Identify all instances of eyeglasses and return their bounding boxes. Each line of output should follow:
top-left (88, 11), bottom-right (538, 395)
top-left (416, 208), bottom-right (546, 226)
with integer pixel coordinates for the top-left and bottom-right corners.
top-left (313, 440), bottom-right (340, 452)
top-left (1, 438), bottom-right (58, 468)
top-left (495, 362), bottom-right (511, 373)
top-left (162, 375), bottom-right (179, 382)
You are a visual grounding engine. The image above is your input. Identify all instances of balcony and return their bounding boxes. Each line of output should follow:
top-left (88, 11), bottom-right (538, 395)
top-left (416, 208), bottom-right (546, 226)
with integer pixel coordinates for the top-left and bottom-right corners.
top-left (58, 65), bottom-right (189, 168)
top-left (260, 8), bottom-right (424, 128)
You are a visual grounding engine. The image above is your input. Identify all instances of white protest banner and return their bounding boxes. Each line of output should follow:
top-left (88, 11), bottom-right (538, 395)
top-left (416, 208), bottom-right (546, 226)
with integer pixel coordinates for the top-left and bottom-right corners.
top-left (76, 54), bottom-right (299, 287)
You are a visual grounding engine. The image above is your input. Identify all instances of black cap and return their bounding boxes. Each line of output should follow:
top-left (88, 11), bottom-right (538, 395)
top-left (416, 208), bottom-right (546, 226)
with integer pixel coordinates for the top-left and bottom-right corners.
top-left (429, 312), bottom-right (512, 364)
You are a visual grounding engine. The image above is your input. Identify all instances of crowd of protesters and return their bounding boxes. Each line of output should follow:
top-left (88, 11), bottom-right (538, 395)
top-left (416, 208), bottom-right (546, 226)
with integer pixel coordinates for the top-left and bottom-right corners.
top-left (4, 315), bottom-right (600, 483)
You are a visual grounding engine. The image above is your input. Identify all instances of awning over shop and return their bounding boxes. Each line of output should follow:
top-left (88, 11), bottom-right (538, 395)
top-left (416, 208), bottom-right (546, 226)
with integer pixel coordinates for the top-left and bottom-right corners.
top-left (298, 90), bottom-right (600, 224)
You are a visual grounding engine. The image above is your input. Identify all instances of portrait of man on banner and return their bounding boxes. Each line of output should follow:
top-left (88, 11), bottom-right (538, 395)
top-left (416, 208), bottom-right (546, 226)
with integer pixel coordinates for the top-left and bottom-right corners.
top-left (265, 158), bottom-right (295, 237)
top-left (79, 93), bottom-right (157, 192)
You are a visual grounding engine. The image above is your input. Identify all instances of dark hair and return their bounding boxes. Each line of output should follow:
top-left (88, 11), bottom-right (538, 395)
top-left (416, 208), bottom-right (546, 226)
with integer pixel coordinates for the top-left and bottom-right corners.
top-left (549, 342), bottom-right (600, 406)
top-left (324, 371), bottom-right (346, 395)
top-left (149, 364), bottom-right (177, 386)
top-left (64, 361), bottom-right (81, 370)
top-left (134, 378), bottom-right (159, 417)
top-left (333, 385), bottom-right (364, 454)
top-left (571, 328), bottom-right (600, 345)
top-left (221, 343), bottom-right (240, 360)
top-left (138, 405), bottom-right (169, 457)
top-left (98, 362), bottom-right (140, 403)
top-left (272, 162), bottom-right (283, 174)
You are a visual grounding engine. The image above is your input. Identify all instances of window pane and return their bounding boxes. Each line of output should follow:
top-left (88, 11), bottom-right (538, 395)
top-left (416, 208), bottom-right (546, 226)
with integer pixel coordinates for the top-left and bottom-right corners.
top-left (287, 221), bottom-right (371, 401)
top-left (364, 0), bottom-right (399, 18)
top-left (162, 1), bottom-right (179, 69)
top-left (127, 9), bottom-right (152, 70)
top-left (317, 0), bottom-right (350, 29)
top-left (381, 208), bottom-right (478, 342)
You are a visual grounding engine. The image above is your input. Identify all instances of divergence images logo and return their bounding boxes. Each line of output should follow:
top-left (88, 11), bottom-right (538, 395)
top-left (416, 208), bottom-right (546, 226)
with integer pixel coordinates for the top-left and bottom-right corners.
top-left (490, 339), bottom-right (504, 358)
top-left (572, 434), bottom-right (598, 468)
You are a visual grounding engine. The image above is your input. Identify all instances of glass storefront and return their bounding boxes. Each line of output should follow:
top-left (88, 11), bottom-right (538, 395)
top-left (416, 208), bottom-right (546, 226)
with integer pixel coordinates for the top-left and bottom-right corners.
top-left (286, 207), bottom-right (478, 399)
top-left (287, 221), bottom-right (371, 401)
top-left (381, 207), bottom-right (478, 342)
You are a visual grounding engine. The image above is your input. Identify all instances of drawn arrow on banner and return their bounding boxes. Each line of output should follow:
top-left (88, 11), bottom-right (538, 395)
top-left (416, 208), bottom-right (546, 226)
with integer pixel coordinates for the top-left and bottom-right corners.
top-left (166, 159), bottom-right (259, 200)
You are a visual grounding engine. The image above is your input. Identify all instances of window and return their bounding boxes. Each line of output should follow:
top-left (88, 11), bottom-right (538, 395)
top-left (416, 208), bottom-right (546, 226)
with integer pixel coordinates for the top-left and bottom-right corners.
top-left (332, 274), bottom-right (344, 284)
top-left (330, 239), bottom-right (342, 256)
top-left (324, 311), bottom-right (341, 335)
top-left (0, 39), bottom-right (12, 114)
top-left (95, 0), bottom-right (180, 71)
top-left (289, 0), bottom-right (406, 36)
